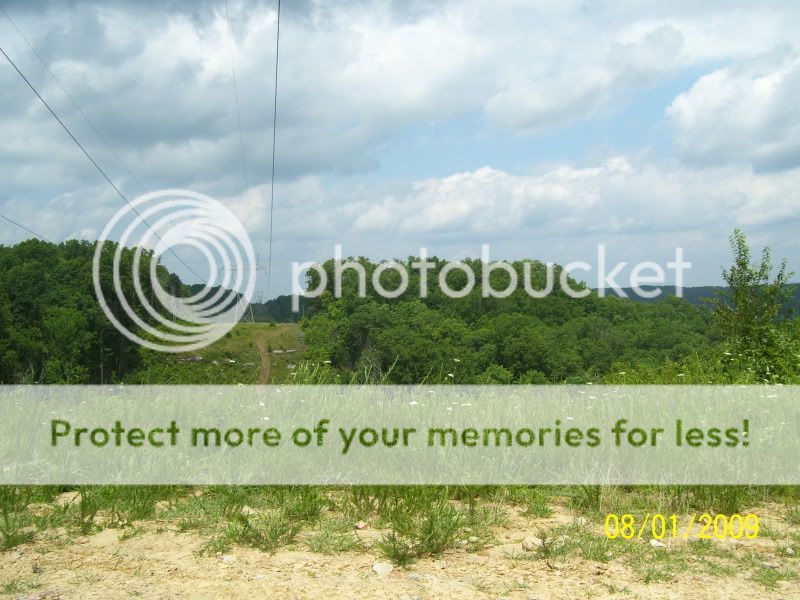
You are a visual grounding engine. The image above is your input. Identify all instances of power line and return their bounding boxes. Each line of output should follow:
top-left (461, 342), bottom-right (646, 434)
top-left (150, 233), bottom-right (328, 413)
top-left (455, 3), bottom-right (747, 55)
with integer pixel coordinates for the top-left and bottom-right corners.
top-left (0, 212), bottom-right (53, 243)
top-left (0, 44), bottom-right (205, 282)
top-left (224, 0), bottom-right (249, 195)
top-left (266, 0), bottom-right (281, 291)
top-left (0, 5), bottom-right (148, 195)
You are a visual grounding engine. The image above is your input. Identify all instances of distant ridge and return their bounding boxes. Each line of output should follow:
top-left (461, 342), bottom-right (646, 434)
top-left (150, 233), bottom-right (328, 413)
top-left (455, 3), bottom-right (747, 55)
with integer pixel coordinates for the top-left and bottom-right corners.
top-left (602, 284), bottom-right (800, 312)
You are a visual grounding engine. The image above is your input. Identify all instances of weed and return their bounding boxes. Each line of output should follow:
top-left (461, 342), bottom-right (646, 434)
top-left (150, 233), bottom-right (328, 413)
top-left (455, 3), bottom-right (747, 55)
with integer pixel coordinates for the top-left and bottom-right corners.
top-left (785, 503), bottom-right (800, 527)
top-left (376, 531), bottom-right (417, 567)
top-left (376, 495), bottom-right (466, 565)
top-left (1, 577), bottom-right (40, 595)
top-left (751, 566), bottom-right (797, 588)
top-left (571, 486), bottom-right (603, 513)
top-left (0, 487), bottom-right (35, 550)
top-left (306, 519), bottom-right (364, 554)
top-left (642, 564), bottom-right (674, 583)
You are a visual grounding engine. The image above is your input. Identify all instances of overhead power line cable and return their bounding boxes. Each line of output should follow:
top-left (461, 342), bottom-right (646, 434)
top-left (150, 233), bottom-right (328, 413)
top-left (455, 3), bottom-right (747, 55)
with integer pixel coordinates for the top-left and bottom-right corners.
top-left (1, 5), bottom-right (147, 195)
top-left (0, 212), bottom-right (53, 243)
top-left (266, 0), bottom-right (280, 291)
top-left (224, 0), bottom-right (249, 194)
top-left (0, 44), bottom-right (204, 282)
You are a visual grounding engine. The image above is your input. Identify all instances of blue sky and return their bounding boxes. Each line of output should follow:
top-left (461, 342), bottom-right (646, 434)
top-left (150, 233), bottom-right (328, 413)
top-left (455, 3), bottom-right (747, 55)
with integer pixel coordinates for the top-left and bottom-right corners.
top-left (1, 1), bottom-right (800, 295)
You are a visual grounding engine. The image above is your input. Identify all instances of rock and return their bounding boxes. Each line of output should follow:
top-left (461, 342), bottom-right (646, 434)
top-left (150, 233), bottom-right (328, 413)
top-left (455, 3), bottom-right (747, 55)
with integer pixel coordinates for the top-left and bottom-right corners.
top-left (154, 500), bottom-right (171, 514)
top-left (649, 539), bottom-right (666, 548)
top-left (786, 547), bottom-right (796, 556)
top-left (372, 562), bottom-right (394, 576)
top-left (575, 516), bottom-right (588, 527)
top-left (434, 559), bottom-right (447, 569)
top-left (761, 561), bottom-right (779, 569)
top-left (354, 520), bottom-right (370, 530)
top-left (467, 535), bottom-right (479, 543)
top-left (221, 554), bottom-right (238, 564)
top-left (521, 536), bottom-right (543, 551)
top-left (477, 549), bottom-right (492, 557)
top-left (75, 536), bottom-right (89, 544)
top-left (240, 505), bottom-right (258, 517)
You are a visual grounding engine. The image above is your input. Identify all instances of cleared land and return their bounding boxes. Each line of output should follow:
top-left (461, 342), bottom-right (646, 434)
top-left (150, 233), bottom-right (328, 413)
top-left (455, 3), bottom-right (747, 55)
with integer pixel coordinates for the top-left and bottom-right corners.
top-left (1, 488), bottom-right (798, 599)
top-left (126, 323), bottom-right (306, 385)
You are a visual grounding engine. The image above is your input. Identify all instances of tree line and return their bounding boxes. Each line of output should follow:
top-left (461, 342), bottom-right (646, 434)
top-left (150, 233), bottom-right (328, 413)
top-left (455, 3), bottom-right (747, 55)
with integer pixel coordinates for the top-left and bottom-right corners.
top-left (300, 231), bottom-right (800, 384)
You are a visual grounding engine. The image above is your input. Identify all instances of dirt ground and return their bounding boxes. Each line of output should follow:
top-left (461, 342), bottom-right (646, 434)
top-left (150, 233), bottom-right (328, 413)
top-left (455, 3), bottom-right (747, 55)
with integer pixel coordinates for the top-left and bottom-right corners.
top-left (2, 506), bottom-right (798, 600)
top-left (255, 334), bottom-right (271, 385)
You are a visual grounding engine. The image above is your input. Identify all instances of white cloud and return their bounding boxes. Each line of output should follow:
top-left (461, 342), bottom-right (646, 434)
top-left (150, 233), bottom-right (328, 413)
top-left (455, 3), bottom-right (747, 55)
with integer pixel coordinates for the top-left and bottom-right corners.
top-left (486, 24), bottom-right (685, 133)
top-left (351, 156), bottom-right (800, 235)
top-left (2, 0), bottom-right (800, 290)
top-left (668, 48), bottom-right (800, 170)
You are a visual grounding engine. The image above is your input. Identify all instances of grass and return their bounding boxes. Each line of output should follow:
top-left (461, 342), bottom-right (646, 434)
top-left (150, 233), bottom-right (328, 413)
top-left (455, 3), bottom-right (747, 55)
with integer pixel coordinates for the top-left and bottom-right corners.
top-left (126, 323), bottom-right (305, 384)
top-left (751, 566), bottom-right (798, 588)
top-left (1, 483), bottom-right (799, 591)
top-left (306, 518), bottom-right (365, 554)
top-left (1, 577), bottom-right (40, 595)
top-left (2, 324), bottom-right (799, 593)
top-left (785, 503), bottom-right (800, 527)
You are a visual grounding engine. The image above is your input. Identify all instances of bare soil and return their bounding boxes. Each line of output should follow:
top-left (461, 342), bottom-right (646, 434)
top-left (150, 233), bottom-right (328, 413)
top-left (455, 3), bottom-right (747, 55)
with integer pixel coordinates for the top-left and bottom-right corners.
top-left (255, 335), bottom-right (271, 385)
top-left (2, 505), bottom-right (798, 600)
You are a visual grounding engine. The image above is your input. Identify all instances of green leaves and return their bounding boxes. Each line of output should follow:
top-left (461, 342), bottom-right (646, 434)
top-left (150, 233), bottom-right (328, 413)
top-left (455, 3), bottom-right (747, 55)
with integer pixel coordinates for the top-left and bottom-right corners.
top-left (710, 229), bottom-right (799, 382)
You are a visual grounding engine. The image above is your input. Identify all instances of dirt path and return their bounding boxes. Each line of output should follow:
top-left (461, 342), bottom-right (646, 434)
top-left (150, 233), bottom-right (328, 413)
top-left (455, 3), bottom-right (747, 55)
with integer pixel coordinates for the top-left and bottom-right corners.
top-left (255, 335), bottom-right (271, 384)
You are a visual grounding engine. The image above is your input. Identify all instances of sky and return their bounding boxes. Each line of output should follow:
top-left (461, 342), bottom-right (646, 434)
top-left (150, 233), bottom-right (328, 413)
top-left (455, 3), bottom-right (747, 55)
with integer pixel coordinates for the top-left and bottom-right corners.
top-left (1, 0), bottom-right (800, 296)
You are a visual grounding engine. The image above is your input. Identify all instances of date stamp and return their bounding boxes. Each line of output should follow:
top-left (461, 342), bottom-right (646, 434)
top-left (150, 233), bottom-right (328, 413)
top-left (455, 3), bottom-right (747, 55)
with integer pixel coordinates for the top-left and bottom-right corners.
top-left (604, 513), bottom-right (759, 540)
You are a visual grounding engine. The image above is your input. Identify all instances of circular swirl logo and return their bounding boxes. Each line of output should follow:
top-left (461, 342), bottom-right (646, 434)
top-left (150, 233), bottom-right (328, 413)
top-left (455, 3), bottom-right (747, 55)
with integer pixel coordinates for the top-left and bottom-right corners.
top-left (92, 189), bottom-right (256, 353)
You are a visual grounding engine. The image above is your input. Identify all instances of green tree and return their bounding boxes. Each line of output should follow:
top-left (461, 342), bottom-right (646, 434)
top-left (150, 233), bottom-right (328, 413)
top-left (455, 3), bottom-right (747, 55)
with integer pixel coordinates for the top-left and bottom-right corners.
top-left (711, 230), bottom-right (797, 381)
top-left (713, 229), bottom-right (793, 339)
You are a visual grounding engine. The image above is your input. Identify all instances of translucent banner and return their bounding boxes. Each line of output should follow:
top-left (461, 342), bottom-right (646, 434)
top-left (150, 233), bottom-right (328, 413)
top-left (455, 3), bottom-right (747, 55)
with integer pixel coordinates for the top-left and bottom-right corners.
top-left (1, 385), bottom-right (797, 484)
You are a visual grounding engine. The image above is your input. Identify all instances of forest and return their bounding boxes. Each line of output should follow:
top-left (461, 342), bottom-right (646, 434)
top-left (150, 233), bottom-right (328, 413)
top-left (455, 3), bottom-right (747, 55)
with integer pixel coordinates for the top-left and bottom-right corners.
top-left (0, 230), bottom-right (798, 387)
top-left (301, 230), bottom-right (800, 386)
